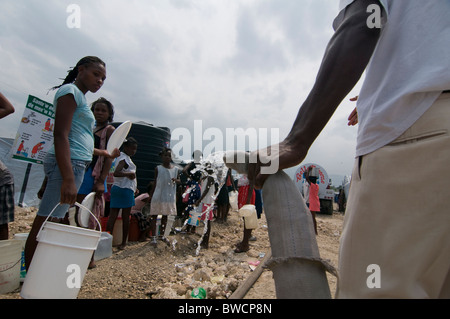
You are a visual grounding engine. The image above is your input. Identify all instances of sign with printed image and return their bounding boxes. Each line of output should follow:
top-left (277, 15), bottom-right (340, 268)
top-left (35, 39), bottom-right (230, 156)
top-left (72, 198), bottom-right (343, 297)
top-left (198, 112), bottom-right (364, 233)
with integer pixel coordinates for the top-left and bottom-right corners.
top-left (11, 95), bottom-right (55, 165)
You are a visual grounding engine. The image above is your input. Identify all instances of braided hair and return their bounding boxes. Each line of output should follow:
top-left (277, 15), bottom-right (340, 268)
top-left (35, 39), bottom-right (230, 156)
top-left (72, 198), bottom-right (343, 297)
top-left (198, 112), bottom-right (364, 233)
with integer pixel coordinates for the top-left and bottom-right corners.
top-left (91, 97), bottom-right (115, 122)
top-left (50, 56), bottom-right (105, 91)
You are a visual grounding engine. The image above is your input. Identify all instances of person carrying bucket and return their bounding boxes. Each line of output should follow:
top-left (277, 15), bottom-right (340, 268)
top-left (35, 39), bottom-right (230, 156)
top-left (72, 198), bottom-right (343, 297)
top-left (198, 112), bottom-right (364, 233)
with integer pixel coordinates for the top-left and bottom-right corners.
top-left (24, 56), bottom-right (117, 270)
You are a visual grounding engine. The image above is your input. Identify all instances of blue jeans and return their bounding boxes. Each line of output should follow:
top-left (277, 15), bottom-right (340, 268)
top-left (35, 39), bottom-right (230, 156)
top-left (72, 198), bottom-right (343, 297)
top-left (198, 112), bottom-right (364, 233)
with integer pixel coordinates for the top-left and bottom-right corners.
top-left (37, 154), bottom-right (90, 218)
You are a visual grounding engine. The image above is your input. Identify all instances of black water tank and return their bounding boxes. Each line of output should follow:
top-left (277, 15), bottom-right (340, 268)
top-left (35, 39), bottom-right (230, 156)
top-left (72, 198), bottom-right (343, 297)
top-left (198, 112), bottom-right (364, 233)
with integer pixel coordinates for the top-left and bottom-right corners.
top-left (111, 121), bottom-right (171, 193)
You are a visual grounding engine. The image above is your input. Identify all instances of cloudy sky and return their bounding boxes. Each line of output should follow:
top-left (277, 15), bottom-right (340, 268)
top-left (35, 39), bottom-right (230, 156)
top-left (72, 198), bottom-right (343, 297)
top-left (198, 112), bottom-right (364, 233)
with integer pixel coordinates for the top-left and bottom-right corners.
top-left (0, 0), bottom-right (362, 182)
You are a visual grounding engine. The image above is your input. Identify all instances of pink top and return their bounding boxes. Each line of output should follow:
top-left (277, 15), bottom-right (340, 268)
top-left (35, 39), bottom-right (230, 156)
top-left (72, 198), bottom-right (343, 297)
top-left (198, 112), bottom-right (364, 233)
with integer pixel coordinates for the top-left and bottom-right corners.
top-left (308, 183), bottom-right (320, 212)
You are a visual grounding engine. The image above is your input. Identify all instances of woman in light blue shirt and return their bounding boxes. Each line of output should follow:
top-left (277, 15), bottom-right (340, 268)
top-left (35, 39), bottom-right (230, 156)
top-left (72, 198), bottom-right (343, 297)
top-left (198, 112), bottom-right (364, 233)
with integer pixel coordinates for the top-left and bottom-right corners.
top-left (25, 56), bottom-right (108, 270)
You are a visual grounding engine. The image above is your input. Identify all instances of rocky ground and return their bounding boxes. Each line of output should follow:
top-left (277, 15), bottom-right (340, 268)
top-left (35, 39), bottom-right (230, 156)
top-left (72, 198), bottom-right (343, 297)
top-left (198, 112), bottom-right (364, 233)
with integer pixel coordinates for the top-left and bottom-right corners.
top-left (1, 204), bottom-right (343, 299)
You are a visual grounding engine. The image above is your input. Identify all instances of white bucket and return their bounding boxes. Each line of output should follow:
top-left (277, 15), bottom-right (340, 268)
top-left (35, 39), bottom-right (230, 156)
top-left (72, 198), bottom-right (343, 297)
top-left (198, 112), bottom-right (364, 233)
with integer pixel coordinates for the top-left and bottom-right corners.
top-left (0, 239), bottom-right (22, 294)
top-left (20, 202), bottom-right (101, 299)
top-left (13, 233), bottom-right (29, 282)
top-left (239, 204), bottom-right (258, 230)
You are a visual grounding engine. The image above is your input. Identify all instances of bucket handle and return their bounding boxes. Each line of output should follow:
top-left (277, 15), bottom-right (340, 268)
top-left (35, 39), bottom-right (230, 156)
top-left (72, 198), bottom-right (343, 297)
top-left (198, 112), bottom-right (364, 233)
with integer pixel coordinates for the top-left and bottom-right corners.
top-left (36, 202), bottom-right (102, 240)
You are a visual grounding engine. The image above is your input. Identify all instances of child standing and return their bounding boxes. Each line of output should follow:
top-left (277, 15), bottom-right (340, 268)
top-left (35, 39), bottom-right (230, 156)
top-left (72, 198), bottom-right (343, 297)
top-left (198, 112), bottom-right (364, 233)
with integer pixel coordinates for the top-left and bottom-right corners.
top-left (194, 164), bottom-right (216, 249)
top-left (149, 147), bottom-right (180, 245)
top-left (77, 98), bottom-right (117, 268)
top-left (25, 56), bottom-right (107, 269)
top-left (106, 137), bottom-right (138, 250)
top-left (306, 166), bottom-right (319, 235)
top-left (234, 174), bottom-right (255, 253)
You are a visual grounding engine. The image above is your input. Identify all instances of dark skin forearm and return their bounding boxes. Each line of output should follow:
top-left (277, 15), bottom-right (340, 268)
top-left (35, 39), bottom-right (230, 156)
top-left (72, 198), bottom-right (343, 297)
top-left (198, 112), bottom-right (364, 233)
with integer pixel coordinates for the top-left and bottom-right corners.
top-left (249, 0), bottom-right (384, 189)
top-left (93, 126), bottom-right (117, 195)
top-left (93, 156), bottom-right (113, 195)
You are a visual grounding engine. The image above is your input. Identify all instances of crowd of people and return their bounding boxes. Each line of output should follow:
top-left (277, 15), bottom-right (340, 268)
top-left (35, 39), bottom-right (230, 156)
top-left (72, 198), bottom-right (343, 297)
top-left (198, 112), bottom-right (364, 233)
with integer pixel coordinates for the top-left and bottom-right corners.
top-left (2, 0), bottom-right (450, 299)
top-left (0, 54), bottom-right (269, 277)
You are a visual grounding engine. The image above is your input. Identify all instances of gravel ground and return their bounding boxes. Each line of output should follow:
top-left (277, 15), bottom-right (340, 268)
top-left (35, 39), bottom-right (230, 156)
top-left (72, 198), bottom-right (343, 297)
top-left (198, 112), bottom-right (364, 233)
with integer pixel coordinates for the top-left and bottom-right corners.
top-left (1, 205), bottom-right (343, 299)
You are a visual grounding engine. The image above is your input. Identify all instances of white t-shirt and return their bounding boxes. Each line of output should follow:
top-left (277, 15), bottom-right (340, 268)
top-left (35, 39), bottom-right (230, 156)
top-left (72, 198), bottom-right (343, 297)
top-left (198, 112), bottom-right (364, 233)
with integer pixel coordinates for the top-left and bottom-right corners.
top-left (337, 0), bottom-right (450, 156)
top-left (113, 152), bottom-right (137, 191)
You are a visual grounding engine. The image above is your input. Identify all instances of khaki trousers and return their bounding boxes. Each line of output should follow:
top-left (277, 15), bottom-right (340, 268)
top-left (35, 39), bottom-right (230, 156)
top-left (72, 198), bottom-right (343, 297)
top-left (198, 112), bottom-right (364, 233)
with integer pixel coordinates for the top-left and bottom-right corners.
top-left (337, 93), bottom-right (450, 298)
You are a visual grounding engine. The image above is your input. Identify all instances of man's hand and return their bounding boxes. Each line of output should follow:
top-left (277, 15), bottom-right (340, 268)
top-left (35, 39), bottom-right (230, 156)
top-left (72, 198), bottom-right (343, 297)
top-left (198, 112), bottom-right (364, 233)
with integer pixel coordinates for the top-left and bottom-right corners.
top-left (348, 107), bottom-right (358, 126)
top-left (248, 139), bottom-right (308, 189)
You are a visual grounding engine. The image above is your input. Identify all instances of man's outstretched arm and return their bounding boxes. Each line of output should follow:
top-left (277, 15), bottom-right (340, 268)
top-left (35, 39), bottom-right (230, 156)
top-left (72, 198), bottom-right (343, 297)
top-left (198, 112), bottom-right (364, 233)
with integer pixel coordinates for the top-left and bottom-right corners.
top-left (249, 0), bottom-right (384, 188)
